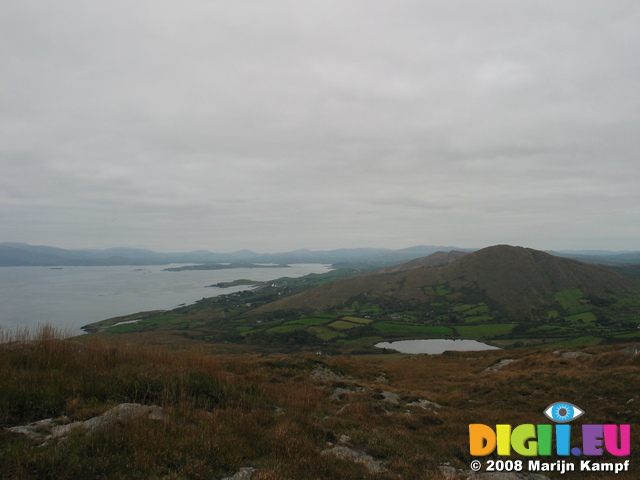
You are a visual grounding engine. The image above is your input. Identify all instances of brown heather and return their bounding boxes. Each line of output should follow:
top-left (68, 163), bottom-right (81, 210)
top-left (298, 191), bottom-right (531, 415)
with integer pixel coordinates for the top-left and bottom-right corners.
top-left (1, 326), bottom-right (639, 479)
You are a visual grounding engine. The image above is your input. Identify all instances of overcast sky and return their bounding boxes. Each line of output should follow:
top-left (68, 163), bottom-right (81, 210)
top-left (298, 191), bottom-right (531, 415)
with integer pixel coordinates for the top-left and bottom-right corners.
top-left (2, 1), bottom-right (639, 253)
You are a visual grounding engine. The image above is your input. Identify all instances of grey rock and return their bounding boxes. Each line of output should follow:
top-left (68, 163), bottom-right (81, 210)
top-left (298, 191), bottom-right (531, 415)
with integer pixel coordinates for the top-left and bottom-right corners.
top-left (311, 366), bottom-right (356, 382)
top-left (406, 398), bottom-right (441, 411)
top-left (619, 343), bottom-right (640, 357)
top-left (321, 445), bottom-right (388, 474)
top-left (330, 387), bottom-right (353, 402)
top-left (560, 351), bottom-right (594, 359)
top-left (381, 390), bottom-right (400, 405)
top-left (6, 403), bottom-right (165, 446)
top-left (82, 403), bottom-right (164, 433)
top-left (482, 359), bottom-right (514, 373)
top-left (7, 418), bottom-right (58, 442)
top-left (439, 465), bottom-right (461, 478)
top-left (221, 467), bottom-right (255, 480)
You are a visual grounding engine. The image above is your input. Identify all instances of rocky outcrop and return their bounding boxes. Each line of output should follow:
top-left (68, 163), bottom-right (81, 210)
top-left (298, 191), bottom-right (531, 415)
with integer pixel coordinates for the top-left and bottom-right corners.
top-left (310, 365), bottom-right (357, 382)
top-left (406, 398), bottom-right (441, 413)
top-left (6, 403), bottom-right (165, 446)
top-left (380, 390), bottom-right (400, 405)
top-left (619, 343), bottom-right (640, 357)
top-left (558, 351), bottom-right (594, 359)
top-left (321, 445), bottom-right (388, 474)
top-left (330, 387), bottom-right (355, 401)
top-left (482, 359), bottom-right (514, 373)
top-left (220, 467), bottom-right (255, 480)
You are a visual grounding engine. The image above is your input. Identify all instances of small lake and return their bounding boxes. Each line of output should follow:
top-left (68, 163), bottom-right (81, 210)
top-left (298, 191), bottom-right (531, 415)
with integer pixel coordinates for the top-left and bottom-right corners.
top-left (375, 338), bottom-right (500, 354)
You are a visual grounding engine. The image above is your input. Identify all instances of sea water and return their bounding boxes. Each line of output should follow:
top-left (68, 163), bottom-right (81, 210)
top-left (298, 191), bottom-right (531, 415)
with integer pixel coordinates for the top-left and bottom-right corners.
top-left (0, 264), bottom-right (331, 334)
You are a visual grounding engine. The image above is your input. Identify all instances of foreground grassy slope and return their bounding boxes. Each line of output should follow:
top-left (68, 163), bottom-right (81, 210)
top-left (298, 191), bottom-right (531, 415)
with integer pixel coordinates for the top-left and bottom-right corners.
top-left (1, 328), bottom-right (639, 479)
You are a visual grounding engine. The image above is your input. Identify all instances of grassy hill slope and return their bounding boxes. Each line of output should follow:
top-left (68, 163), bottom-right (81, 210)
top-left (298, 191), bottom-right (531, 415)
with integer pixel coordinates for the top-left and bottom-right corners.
top-left (1, 328), bottom-right (639, 479)
top-left (253, 245), bottom-right (640, 316)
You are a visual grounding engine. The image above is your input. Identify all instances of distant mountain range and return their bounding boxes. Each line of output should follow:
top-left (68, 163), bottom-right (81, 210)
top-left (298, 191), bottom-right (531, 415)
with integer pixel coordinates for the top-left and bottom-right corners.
top-left (1, 242), bottom-right (639, 267)
top-left (0, 242), bottom-right (471, 267)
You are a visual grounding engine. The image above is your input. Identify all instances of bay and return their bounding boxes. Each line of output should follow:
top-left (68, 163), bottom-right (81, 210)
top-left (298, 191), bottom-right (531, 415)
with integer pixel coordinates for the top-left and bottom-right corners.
top-left (0, 264), bottom-right (331, 334)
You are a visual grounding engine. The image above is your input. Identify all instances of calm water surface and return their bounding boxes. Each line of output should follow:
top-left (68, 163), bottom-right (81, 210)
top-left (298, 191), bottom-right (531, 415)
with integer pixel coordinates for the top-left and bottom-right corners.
top-left (0, 264), bottom-right (331, 333)
top-left (375, 338), bottom-right (500, 354)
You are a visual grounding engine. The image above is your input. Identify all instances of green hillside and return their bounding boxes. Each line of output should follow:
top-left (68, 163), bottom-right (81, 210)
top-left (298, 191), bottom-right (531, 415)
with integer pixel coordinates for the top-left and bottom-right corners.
top-left (84, 245), bottom-right (640, 352)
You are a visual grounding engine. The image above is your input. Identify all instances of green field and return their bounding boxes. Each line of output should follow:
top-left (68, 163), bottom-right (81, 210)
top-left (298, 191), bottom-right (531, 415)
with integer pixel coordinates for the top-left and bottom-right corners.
top-left (555, 289), bottom-right (593, 315)
top-left (456, 324), bottom-right (515, 338)
top-left (106, 323), bottom-right (143, 334)
top-left (563, 312), bottom-right (597, 324)
top-left (464, 305), bottom-right (489, 316)
top-left (453, 304), bottom-right (472, 312)
top-left (356, 303), bottom-right (383, 315)
top-left (614, 331), bottom-right (640, 339)
top-left (527, 325), bottom-right (574, 333)
top-left (328, 320), bottom-right (361, 331)
top-left (549, 335), bottom-right (602, 347)
top-left (373, 323), bottom-right (453, 336)
top-left (286, 317), bottom-right (333, 326)
top-left (436, 285), bottom-right (451, 296)
top-left (464, 315), bottom-right (493, 324)
top-left (341, 316), bottom-right (373, 325)
top-left (266, 324), bottom-right (307, 334)
top-left (313, 329), bottom-right (345, 340)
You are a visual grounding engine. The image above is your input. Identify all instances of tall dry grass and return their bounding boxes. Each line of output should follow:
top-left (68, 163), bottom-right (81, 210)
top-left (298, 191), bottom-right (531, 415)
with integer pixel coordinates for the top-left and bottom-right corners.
top-left (1, 329), bottom-right (639, 479)
top-left (0, 323), bottom-right (74, 344)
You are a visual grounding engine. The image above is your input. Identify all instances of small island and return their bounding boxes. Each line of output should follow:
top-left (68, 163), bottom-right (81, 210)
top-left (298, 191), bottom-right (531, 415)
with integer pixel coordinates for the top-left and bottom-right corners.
top-left (207, 279), bottom-right (265, 288)
top-left (164, 263), bottom-right (289, 272)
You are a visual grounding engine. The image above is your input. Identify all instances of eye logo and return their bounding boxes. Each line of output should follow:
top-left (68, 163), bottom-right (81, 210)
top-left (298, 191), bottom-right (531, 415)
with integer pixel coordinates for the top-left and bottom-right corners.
top-left (543, 402), bottom-right (584, 423)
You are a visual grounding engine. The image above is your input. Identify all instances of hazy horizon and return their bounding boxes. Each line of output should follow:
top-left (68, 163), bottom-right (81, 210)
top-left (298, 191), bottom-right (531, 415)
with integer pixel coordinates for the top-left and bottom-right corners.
top-left (2, 2), bottom-right (639, 253)
top-left (3, 240), bottom-right (639, 255)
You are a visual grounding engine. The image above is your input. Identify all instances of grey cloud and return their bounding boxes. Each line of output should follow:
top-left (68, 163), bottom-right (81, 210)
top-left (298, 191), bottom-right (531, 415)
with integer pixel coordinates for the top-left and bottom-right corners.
top-left (2, 1), bottom-right (639, 251)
